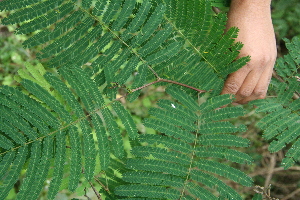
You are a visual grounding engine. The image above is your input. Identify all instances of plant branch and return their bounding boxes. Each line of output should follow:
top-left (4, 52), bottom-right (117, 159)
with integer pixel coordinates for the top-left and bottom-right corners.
top-left (89, 181), bottom-right (102, 200)
top-left (131, 78), bottom-right (207, 93)
top-left (264, 153), bottom-right (276, 189)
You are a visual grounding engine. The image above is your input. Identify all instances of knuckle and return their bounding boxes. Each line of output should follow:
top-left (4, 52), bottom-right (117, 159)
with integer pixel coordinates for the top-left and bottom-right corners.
top-left (238, 88), bottom-right (252, 98)
top-left (253, 88), bottom-right (267, 98)
top-left (249, 53), bottom-right (276, 68)
top-left (224, 82), bottom-right (239, 93)
top-left (258, 94), bottom-right (267, 99)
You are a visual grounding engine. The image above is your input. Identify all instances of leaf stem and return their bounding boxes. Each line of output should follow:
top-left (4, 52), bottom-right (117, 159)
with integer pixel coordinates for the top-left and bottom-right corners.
top-left (131, 78), bottom-right (207, 93)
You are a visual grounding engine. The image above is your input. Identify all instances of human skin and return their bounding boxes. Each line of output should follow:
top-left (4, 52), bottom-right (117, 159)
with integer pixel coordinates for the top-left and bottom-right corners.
top-left (221, 0), bottom-right (277, 104)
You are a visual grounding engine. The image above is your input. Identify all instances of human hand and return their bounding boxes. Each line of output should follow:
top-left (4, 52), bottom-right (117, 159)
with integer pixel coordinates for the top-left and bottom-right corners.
top-left (221, 0), bottom-right (277, 104)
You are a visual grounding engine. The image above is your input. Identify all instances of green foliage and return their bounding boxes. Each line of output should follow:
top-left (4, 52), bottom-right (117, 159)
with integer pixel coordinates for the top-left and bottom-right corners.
top-left (0, 23), bottom-right (39, 86)
top-left (272, 0), bottom-right (300, 39)
top-left (0, 0), bottom-right (299, 199)
top-left (251, 36), bottom-right (300, 170)
top-left (115, 91), bottom-right (252, 199)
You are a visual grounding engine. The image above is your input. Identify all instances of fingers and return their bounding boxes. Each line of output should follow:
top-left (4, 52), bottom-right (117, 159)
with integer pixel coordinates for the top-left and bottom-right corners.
top-left (221, 64), bottom-right (251, 96)
top-left (221, 61), bottom-right (274, 104)
top-left (236, 62), bottom-right (274, 104)
top-left (235, 67), bottom-right (264, 102)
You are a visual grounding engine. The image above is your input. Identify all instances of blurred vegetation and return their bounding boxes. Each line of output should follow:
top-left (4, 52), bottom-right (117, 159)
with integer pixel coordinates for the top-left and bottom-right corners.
top-left (272, 0), bottom-right (300, 40)
top-left (0, 1), bottom-right (300, 199)
top-left (272, 0), bottom-right (300, 57)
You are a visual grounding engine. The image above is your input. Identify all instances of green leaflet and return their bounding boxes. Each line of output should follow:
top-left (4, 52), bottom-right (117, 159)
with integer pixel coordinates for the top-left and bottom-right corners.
top-left (195, 160), bottom-right (253, 187)
top-left (0, 118), bottom-right (26, 145)
top-left (101, 0), bottom-right (122, 24)
top-left (80, 120), bottom-right (97, 181)
top-left (17, 3), bottom-right (74, 34)
top-left (199, 106), bottom-right (245, 122)
top-left (91, 114), bottom-right (110, 171)
top-left (0, 135), bottom-right (13, 150)
top-left (82, 0), bottom-right (92, 9)
top-left (131, 146), bottom-right (191, 165)
top-left (149, 107), bottom-right (197, 131)
top-left (122, 171), bottom-right (185, 187)
top-left (126, 158), bottom-right (187, 177)
top-left (16, 142), bottom-right (41, 199)
top-left (22, 79), bottom-right (72, 123)
top-left (0, 0), bottom-right (42, 11)
top-left (198, 134), bottom-right (250, 147)
top-left (0, 151), bottom-right (15, 180)
top-left (112, 101), bottom-right (138, 139)
top-left (0, 147), bottom-right (28, 200)
top-left (199, 121), bottom-right (245, 134)
top-left (1, 0), bottom-right (65, 24)
top-left (127, 64), bottom-right (148, 102)
top-left (115, 185), bottom-right (181, 199)
top-left (199, 94), bottom-right (233, 112)
top-left (47, 131), bottom-right (67, 199)
top-left (190, 170), bottom-right (242, 200)
top-left (196, 146), bottom-right (253, 164)
top-left (27, 137), bottom-right (53, 199)
top-left (139, 134), bottom-right (193, 154)
top-left (0, 105), bottom-right (38, 140)
top-left (281, 139), bottom-right (300, 169)
top-left (186, 182), bottom-right (217, 200)
top-left (111, 0), bottom-right (136, 31)
top-left (143, 118), bottom-right (195, 143)
top-left (37, 17), bottom-right (95, 59)
top-left (166, 86), bottom-right (200, 111)
top-left (68, 126), bottom-right (82, 191)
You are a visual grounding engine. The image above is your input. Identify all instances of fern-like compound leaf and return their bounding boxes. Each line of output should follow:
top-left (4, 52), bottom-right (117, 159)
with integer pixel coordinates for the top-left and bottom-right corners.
top-left (116, 87), bottom-right (252, 199)
top-left (252, 36), bottom-right (300, 169)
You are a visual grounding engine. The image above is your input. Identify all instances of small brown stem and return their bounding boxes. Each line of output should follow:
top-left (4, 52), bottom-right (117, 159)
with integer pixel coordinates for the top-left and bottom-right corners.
top-left (160, 79), bottom-right (207, 93)
top-left (94, 176), bottom-right (110, 193)
top-left (89, 181), bottom-right (102, 200)
top-left (131, 78), bottom-right (207, 93)
top-left (264, 153), bottom-right (276, 189)
top-left (131, 79), bottom-right (162, 92)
